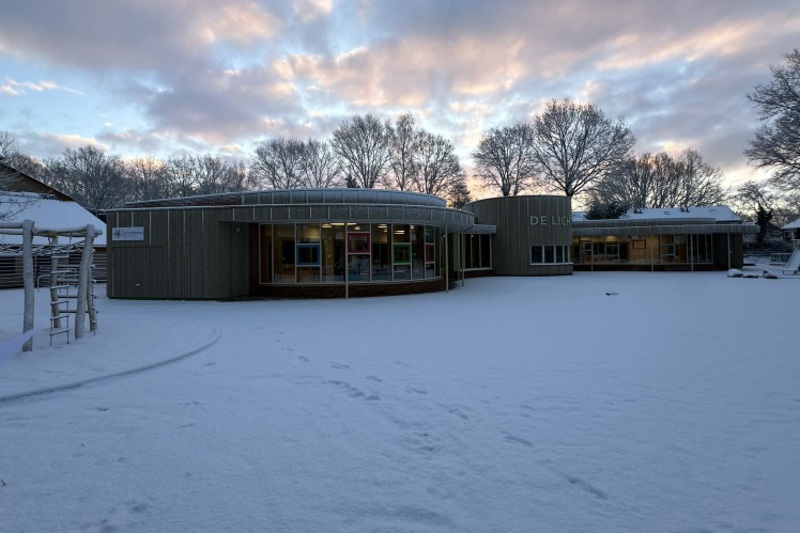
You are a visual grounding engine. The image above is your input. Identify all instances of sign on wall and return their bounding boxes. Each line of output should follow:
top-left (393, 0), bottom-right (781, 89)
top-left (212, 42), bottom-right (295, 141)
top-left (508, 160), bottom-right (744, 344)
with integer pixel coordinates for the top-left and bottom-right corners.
top-left (530, 216), bottom-right (571, 226)
top-left (111, 227), bottom-right (145, 241)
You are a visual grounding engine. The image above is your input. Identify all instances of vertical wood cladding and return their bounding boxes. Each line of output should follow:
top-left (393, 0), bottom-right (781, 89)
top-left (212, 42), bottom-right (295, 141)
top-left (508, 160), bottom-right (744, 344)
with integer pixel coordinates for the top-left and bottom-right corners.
top-left (467, 196), bottom-right (573, 276)
top-left (107, 208), bottom-right (251, 299)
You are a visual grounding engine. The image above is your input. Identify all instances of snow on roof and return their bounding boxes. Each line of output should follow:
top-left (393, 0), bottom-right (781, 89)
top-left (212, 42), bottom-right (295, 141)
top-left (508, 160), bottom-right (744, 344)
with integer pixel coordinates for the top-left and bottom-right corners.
top-left (0, 192), bottom-right (106, 246)
top-left (782, 218), bottom-right (800, 230)
top-left (572, 205), bottom-right (741, 223)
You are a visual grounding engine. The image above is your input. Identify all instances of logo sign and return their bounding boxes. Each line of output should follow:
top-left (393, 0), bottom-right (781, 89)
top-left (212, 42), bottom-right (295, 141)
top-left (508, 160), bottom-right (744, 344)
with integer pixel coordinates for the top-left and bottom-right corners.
top-left (112, 227), bottom-right (145, 241)
top-left (530, 216), bottom-right (572, 226)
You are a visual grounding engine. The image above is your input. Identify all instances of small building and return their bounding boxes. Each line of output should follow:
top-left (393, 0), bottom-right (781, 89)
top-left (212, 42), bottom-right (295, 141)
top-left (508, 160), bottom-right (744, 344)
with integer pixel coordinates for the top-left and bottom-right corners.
top-left (782, 218), bottom-right (800, 243)
top-left (106, 189), bottom-right (474, 299)
top-left (0, 163), bottom-right (107, 288)
top-left (571, 206), bottom-right (757, 271)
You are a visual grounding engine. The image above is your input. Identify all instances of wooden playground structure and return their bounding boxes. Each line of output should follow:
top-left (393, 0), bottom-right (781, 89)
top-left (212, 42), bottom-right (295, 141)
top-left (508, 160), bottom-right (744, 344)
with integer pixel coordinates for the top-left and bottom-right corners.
top-left (0, 220), bottom-right (101, 351)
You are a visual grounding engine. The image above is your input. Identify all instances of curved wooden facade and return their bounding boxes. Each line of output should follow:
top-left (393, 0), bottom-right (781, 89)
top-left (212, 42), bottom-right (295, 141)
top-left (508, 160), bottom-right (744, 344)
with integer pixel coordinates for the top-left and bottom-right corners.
top-left (106, 189), bottom-right (474, 299)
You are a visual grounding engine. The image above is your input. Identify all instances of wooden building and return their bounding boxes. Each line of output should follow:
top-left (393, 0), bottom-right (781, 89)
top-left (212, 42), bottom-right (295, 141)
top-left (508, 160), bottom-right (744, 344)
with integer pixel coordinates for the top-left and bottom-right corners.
top-left (571, 206), bottom-right (757, 271)
top-left (106, 189), bottom-right (475, 299)
top-left (0, 162), bottom-right (106, 289)
top-left (106, 190), bottom-right (759, 300)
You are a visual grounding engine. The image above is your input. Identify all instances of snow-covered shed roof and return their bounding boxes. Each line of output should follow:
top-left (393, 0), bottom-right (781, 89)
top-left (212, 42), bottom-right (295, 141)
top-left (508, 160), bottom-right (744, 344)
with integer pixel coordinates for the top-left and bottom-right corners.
top-left (572, 205), bottom-right (741, 223)
top-left (0, 192), bottom-right (106, 246)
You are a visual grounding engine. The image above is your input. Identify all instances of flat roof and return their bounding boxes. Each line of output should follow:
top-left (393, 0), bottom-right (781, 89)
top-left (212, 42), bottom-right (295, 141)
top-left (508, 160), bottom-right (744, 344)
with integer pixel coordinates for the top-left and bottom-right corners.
top-left (573, 205), bottom-right (741, 223)
top-left (573, 223), bottom-right (758, 237)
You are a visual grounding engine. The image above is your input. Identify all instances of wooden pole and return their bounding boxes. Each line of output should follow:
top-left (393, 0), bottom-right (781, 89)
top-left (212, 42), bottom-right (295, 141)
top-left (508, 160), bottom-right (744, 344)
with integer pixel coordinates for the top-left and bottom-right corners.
top-left (85, 226), bottom-right (98, 332)
top-left (460, 231), bottom-right (465, 286)
top-left (444, 224), bottom-right (449, 293)
top-left (22, 220), bottom-right (34, 352)
top-left (75, 225), bottom-right (94, 339)
top-left (344, 223), bottom-right (350, 299)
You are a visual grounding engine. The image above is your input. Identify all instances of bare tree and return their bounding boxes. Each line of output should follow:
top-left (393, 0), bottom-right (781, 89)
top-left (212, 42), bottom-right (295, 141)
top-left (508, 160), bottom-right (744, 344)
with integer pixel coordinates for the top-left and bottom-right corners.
top-left (0, 132), bottom-right (23, 189)
top-left (732, 180), bottom-right (776, 218)
top-left (648, 152), bottom-right (684, 209)
top-left (733, 180), bottom-right (783, 246)
top-left (0, 132), bottom-right (20, 220)
top-left (162, 155), bottom-right (201, 197)
top-left (298, 139), bottom-right (343, 188)
top-left (745, 49), bottom-right (800, 191)
top-left (331, 114), bottom-right (392, 188)
top-left (0, 133), bottom-right (46, 220)
top-left (589, 150), bottom-right (727, 210)
top-left (446, 177), bottom-right (472, 209)
top-left (472, 123), bottom-right (538, 196)
top-left (589, 152), bottom-right (657, 211)
top-left (387, 113), bottom-right (421, 190)
top-left (45, 145), bottom-right (131, 212)
top-left (0, 162), bottom-right (34, 221)
top-left (161, 155), bottom-right (250, 196)
top-left (251, 138), bottom-right (306, 189)
top-left (533, 98), bottom-right (635, 199)
top-left (676, 149), bottom-right (728, 207)
top-left (0, 131), bottom-right (15, 161)
top-left (779, 191), bottom-right (800, 225)
top-left (414, 132), bottom-right (465, 197)
top-left (193, 155), bottom-right (250, 195)
top-left (128, 157), bottom-right (169, 200)
top-left (5, 153), bottom-right (46, 180)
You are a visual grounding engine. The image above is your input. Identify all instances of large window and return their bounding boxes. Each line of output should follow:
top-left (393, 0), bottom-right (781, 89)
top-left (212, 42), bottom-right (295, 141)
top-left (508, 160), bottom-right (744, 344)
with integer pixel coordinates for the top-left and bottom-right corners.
top-left (530, 245), bottom-right (570, 265)
top-left (425, 226), bottom-right (437, 278)
top-left (690, 234), bottom-right (713, 264)
top-left (371, 224), bottom-right (391, 281)
top-left (574, 234), bottom-right (714, 265)
top-left (392, 224), bottom-right (411, 280)
top-left (273, 224), bottom-right (295, 283)
top-left (321, 224), bottom-right (345, 282)
top-left (347, 223), bottom-right (370, 281)
top-left (412, 225), bottom-right (425, 279)
top-left (464, 234), bottom-right (492, 270)
top-left (259, 225), bottom-right (272, 283)
top-left (260, 223), bottom-right (440, 285)
top-left (296, 224), bottom-right (321, 282)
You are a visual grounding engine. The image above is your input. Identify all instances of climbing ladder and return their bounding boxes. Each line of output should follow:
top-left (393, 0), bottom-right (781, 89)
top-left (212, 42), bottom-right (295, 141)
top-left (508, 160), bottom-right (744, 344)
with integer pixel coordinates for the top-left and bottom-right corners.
top-left (48, 252), bottom-right (73, 345)
top-left (47, 245), bottom-right (98, 345)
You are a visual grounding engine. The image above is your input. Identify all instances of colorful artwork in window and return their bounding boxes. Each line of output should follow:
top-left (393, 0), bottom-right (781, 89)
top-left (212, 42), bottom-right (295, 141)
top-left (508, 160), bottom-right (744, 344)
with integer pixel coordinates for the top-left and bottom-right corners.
top-left (348, 232), bottom-right (370, 254)
top-left (296, 243), bottom-right (321, 266)
top-left (393, 243), bottom-right (412, 265)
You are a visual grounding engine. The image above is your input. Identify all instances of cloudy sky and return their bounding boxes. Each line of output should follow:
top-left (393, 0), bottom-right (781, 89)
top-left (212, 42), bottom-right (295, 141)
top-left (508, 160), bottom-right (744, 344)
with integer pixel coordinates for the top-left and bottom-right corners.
top-left (1, 0), bottom-right (798, 194)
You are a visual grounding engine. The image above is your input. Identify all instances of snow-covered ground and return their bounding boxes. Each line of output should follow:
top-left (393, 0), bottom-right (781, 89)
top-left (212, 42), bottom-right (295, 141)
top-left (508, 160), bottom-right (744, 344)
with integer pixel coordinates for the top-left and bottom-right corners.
top-left (1, 272), bottom-right (798, 533)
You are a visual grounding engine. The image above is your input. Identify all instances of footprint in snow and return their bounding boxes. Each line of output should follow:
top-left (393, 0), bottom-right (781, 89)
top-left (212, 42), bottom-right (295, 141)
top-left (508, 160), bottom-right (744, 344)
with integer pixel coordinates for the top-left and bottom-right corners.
top-left (327, 380), bottom-right (380, 401)
top-left (443, 405), bottom-right (468, 420)
top-left (565, 475), bottom-right (608, 500)
top-left (504, 434), bottom-right (533, 447)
